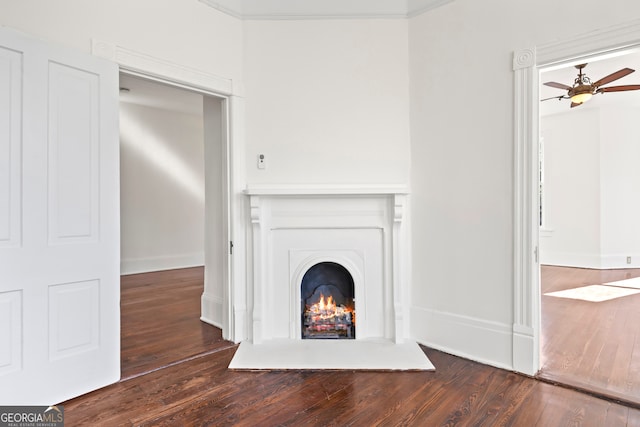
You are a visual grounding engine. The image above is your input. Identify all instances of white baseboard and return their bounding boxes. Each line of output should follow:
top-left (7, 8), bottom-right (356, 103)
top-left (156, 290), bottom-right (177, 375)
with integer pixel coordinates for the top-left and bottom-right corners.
top-left (541, 251), bottom-right (640, 269)
top-left (201, 292), bottom-right (223, 329)
top-left (120, 253), bottom-right (204, 275)
top-left (512, 324), bottom-right (536, 376)
top-left (410, 306), bottom-right (513, 371)
top-left (231, 307), bottom-right (247, 343)
top-left (601, 254), bottom-right (640, 269)
top-left (228, 306), bottom-right (250, 343)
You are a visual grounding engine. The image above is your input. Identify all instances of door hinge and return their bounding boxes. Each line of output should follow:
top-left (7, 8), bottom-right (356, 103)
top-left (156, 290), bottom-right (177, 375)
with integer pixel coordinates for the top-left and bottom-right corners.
top-left (230, 241), bottom-right (234, 255)
top-left (534, 246), bottom-right (539, 263)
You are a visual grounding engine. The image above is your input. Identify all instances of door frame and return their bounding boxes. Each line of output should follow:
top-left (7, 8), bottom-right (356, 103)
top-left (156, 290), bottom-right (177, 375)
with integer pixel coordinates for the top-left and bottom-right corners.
top-left (92, 40), bottom-right (246, 342)
top-left (512, 18), bottom-right (640, 376)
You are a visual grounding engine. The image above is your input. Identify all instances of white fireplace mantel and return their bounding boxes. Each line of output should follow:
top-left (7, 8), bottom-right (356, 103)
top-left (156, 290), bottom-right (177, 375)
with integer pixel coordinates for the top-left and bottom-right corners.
top-left (244, 185), bottom-right (411, 345)
top-left (244, 184), bottom-right (410, 196)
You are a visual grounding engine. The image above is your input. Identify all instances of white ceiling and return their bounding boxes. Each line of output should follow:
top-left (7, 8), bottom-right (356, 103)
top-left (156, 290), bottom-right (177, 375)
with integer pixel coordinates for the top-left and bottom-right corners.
top-left (119, 74), bottom-right (204, 116)
top-left (540, 49), bottom-right (640, 116)
top-left (198, 0), bottom-right (454, 19)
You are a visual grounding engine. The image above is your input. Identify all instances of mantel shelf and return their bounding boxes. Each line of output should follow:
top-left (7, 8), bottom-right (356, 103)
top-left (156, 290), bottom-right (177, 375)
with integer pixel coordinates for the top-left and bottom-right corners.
top-left (243, 184), bottom-right (410, 196)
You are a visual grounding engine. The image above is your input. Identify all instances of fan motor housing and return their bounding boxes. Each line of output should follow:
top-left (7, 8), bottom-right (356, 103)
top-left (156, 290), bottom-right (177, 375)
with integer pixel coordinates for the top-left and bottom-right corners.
top-left (568, 84), bottom-right (592, 97)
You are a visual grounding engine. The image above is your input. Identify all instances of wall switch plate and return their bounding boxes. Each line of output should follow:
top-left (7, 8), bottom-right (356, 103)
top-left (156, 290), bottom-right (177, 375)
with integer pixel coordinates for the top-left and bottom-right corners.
top-left (258, 154), bottom-right (266, 169)
top-left (627, 256), bottom-right (632, 264)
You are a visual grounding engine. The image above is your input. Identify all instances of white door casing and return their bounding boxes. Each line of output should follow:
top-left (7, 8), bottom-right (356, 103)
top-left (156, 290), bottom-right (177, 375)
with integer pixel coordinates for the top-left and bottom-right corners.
top-left (201, 96), bottom-right (230, 331)
top-left (512, 18), bottom-right (640, 376)
top-left (0, 27), bottom-right (120, 404)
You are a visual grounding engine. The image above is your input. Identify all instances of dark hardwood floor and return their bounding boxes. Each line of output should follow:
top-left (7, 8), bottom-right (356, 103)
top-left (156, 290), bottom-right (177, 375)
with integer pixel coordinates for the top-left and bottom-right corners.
top-left (539, 265), bottom-right (640, 406)
top-left (120, 267), bottom-right (236, 380)
top-left (62, 267), bottom-right (640, 426)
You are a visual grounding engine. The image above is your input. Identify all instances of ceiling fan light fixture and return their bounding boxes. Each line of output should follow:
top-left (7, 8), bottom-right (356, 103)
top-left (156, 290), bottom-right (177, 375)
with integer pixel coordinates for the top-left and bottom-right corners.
top-left (569, 84), bottom-right (593, 104)
top-left (570, 91), bottom-right (592, 104)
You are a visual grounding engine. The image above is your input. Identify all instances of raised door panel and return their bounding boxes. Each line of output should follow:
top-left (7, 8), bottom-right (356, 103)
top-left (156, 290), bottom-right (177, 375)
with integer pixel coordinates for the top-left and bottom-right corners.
top-left (48, 62), bottom-right (100, 244)
top-left (49, 280), bottom-right (100, 360)
top-left (0, 46), bottom-right (22, 248)
top-left (0, 291), bottom-right (22, 376)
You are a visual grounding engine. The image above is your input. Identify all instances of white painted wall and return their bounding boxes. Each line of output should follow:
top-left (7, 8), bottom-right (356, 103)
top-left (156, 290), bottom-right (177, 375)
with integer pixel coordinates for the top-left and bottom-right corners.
top-left (540, 106), bottom-right (640, 269)
top-left (408, 0), bottom-right (640, 368)
top-left (600, 107), bottom-right (640, 266)
top-left (243, 19), bottom-right (411, 186)
top-left (0, 0), bottom-right (242, 83)
top-left (539, 109), bottom-right (601, 267)
top-left (120, 102), bottom-right (205, 274)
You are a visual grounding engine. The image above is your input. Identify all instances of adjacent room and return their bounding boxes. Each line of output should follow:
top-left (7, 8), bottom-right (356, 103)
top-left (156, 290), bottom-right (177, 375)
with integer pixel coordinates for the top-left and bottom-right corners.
top-left (538, 51), bottom-right (640, 404)
top-left (118, 74), bottom-right (235, 378)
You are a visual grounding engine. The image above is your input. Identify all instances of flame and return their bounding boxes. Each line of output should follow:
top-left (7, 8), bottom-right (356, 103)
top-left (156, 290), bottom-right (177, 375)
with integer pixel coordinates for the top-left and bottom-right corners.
top-left (306, 293), bottom-right (353, 321)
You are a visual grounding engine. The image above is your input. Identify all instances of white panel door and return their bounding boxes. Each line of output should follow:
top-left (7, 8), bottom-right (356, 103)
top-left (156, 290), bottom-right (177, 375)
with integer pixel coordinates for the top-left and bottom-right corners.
top-left (0, 27), bottom-right (120, 405)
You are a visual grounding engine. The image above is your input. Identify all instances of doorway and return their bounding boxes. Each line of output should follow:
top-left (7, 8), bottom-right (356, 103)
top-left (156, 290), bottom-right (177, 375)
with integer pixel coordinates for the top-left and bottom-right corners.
top-left (512, 20), bottom-right (640, 380)
top-left (536, 51), bottom-right (640, 404)
top-left (118, 72), bottom-right (231, 377)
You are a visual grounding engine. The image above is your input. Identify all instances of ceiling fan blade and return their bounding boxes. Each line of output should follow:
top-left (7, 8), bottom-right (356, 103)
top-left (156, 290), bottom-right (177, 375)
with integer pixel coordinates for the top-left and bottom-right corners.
top-left (540, 95), bottom-right (567, 102)
top-left (597, 84), bottom-right (640, 93)
top-left (570, 102), bottom-right (583, 108)
top-left (592, 68), bottom-right (635, 87)
top-left (544, 81), bottom-right (572, 90)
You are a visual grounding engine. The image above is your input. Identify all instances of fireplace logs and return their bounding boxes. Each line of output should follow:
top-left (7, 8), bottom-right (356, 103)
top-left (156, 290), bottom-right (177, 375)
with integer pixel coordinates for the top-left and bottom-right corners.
top-left (303, 292), bottom-right (354, 339)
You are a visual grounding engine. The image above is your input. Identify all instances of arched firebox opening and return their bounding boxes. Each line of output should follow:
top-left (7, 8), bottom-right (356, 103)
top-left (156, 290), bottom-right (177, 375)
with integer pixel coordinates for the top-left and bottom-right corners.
top-left (300, 262), bottom-right (355, 339)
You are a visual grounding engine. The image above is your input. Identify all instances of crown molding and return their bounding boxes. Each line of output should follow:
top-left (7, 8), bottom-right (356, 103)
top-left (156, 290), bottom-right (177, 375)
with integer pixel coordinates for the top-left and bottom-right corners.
top-left (406, 0), bottom-right (454, 18)
top-left (199, 0), bottom-right (454, 20)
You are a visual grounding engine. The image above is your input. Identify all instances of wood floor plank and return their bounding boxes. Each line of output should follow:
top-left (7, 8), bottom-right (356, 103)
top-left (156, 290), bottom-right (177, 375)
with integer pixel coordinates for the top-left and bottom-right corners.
top-left (628, 408), bottom-right (640, 427)
top-left (539, 265), bottom-right (640, 405)
top-left (61, 267), bottom-right (640, 425)
top-left (120, 267), bottom-right (236, 380)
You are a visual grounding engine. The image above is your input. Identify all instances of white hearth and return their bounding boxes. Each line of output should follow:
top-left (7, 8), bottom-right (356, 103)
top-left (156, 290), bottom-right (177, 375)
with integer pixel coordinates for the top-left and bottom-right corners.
top-left (229, 186), bottom-right (432, 370)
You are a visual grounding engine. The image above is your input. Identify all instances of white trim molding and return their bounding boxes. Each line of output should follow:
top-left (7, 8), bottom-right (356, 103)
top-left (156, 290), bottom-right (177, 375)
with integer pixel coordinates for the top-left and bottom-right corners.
top-left (197, 0), bottom-right (453, 20)
top-left (91, 39), bottom-right (234, 96)
top-left (244, 184), bottom-right (409, 196)
top-left (512, 44), bottom-right (540, 376)
top-left (513, 18), bottom-right (640, 376)
top-left (120, 253), bottom-right (204, 275)
top-left (201, 293), bottom-right (224, 329)
top-left (540, 252), bottom-right (640, 270)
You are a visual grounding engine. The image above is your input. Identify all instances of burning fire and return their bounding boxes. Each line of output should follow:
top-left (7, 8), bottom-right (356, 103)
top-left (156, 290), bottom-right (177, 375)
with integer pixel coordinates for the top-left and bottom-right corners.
top-left (303, 291), bottom-right (355, 338)
top-left (306, 293), bottom-right (353, 320)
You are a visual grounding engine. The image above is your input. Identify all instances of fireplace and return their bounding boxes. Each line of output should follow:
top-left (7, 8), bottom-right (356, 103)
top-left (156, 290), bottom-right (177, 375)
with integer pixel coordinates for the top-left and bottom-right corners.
top-left (301, 262), bottom-right (355, 339)
top-left (228, 187), bottom-right (435, 371)
top-left (245, 187), bottom-right (410, 345)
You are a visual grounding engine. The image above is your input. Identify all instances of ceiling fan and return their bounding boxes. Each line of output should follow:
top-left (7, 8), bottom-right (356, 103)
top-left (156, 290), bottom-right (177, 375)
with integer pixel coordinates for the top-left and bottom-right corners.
top-left (541, 63), bottom-right (640, 108)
